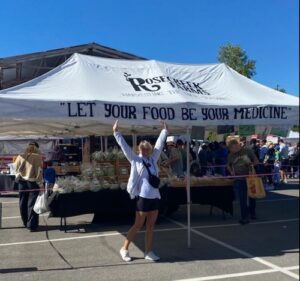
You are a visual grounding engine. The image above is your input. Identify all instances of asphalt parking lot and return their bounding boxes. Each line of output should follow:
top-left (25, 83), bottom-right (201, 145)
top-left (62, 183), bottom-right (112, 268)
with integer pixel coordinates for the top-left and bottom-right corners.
top-left (0, 181), bottom-right (299, 281)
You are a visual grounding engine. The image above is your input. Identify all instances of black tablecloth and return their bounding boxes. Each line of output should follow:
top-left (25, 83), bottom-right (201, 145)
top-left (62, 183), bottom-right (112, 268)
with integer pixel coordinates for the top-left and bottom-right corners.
top-left (48, 185), bottom-right (234, 221)
top-left (160, 186), bottom-right (234, 215)
top-left (0, 174), bottom-right (17, 192)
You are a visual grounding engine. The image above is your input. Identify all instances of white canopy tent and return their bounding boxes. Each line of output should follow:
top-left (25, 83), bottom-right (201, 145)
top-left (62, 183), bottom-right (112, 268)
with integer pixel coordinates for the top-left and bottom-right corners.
top-left (0, 53), bottom-right (299, 247)
top-left (0, 53), bottom-right (298, 137)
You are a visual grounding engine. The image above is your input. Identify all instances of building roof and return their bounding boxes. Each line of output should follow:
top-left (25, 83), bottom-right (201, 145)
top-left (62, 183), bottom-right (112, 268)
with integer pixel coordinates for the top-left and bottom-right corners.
top-left (0, 42), bottom-right (145, 89)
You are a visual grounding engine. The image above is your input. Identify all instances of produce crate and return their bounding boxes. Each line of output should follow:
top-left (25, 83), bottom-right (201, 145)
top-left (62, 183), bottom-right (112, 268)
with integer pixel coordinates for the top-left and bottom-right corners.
top-left (53, 165), bottom-right (65, 175)
top-left (66, 165), bottom-right (81, 173)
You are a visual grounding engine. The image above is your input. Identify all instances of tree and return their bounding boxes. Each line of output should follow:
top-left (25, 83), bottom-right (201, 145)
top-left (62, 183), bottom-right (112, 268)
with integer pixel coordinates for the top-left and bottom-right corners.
top-left (218, 43), bottom-right (256, 78)
top-left (274, 85), bottom-right (286, 93)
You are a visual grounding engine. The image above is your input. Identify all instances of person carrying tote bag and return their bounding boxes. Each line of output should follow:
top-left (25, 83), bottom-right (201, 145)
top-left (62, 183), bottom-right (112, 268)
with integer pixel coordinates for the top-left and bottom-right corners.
top-left (33, 184), bottom-right (50, 215)
top-left (227, 139), bottom-right (259, 225)
top-left (14, 142), bottom-right (43, 232)
top-left (246, 166), bottom-right (266, 199)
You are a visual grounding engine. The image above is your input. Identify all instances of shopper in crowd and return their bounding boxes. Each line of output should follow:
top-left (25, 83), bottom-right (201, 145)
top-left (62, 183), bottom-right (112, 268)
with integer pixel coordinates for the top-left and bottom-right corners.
top-left (166, 139), bottom-right (184, 177)
top-left (44, 160), bottom-right (56, 193)
top-left (288, 143), bottom-right (297, 178)
top-left (259, 140), bottom-right (268, 163)
top-left (258, 139), bottom-right (268, 184)
top-left (207, 143), bottom-right (215, 175)
top-left (189, 140), bottom-right (197, 161)
top-left (279, 139), bottom-right (289, 183)
top-left (227, 139), bottom-right (259, 225)
top-left (293, 142), bottom-right (300, 178)
top-left (113, 120), bottom-right (168, 262)
top-left (176, 139), bottom-right (187, 173)
top-left (198, 144), bottom-right (209, 175)
top-left (51, 145), bottom-right (64, 162)
top-left (215, 141), bottom-right (228, 176)
top-left (250, 139), bottom-right (260, 160)
top-left (240, 141), bottom-right (246, 148)
top-left (263, 142), bottom-right (276, 190)
top-left (176, 139), bottom-right (193, 174)
top-left (273, 147), bottom-right (281, 188)
top-left (14, 142), bottom-right (43, 231)
top-left (158, 150), bottom-right (171, 176)
top-left (190, 161), bottom-right (202, 177)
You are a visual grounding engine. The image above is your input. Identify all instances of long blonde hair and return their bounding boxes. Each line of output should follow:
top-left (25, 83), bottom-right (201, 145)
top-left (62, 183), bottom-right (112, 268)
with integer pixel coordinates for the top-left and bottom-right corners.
top-left (23, 144), bottom-right (40, 156)
top-left (138, 140), bottom-right (153, 153)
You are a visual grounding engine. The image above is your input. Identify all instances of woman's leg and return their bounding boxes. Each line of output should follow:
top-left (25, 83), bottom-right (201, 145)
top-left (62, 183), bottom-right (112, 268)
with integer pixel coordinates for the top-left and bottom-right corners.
top-left (27, 181), bottom-right (39, 230)
top-left (123, 211), bottom-right (147, 250)
top-left (145, 210), bottom-right (159, 253)
top-left (234, 180), bottom-right (249, 221)
top-left (18, 180), bottom-right (29, 227)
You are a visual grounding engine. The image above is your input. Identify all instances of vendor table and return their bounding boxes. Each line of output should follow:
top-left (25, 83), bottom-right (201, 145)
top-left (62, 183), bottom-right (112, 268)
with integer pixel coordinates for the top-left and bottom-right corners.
top-left (48, 184), bottom-right (234, 230)
top-left (0, 174), bottom-right (17, 193)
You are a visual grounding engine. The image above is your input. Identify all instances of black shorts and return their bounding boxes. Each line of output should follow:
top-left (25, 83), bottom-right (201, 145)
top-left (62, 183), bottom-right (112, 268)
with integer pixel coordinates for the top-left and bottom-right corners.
top-left (136, 196), bottom-right (160, 212)
top-left (281, 159), bottom-right (289, 171)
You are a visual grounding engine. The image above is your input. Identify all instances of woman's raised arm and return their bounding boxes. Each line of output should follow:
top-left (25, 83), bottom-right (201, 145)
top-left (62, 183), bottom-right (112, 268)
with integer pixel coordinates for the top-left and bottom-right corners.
top-left (152, 121), bottom-right (168, 162)
top-left (113, 120), bottom-right (137, 162)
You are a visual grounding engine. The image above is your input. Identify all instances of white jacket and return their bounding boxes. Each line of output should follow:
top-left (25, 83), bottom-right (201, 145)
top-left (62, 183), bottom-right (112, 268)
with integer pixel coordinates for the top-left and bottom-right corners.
top-left (114, 129), bottom-right (168, 199)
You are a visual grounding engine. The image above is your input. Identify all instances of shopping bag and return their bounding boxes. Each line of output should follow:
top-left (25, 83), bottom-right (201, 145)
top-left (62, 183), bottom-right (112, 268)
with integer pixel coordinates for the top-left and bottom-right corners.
top-left (33, 192), bottom-right (49, 214)
top-left (246, 167), bottom-right (266, 199)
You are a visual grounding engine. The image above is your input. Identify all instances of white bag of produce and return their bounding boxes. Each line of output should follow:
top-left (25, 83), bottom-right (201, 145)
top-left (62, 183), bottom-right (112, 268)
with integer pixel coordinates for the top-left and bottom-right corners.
top-left (34, 192), bottom-right (49, 214)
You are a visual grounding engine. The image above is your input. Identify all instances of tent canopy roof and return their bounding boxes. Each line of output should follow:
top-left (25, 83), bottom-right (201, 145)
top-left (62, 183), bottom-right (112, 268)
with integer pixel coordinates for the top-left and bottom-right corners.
top-left (0, 53), bottom-right (298, 136)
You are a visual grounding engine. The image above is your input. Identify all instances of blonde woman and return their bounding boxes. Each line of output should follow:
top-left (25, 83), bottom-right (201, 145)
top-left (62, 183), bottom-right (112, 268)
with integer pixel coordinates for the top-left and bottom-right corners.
top-left (14, 142), bottom-right (43, 231)
top-left (113, 120), bottom-right (168, 262)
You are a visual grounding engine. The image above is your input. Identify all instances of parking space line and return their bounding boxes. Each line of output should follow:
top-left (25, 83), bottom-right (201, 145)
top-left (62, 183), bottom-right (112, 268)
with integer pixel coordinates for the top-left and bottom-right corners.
top-left (165, 217), bottom-right (299, 280)
top-left (0, 227), bottom-right (184, 247)
top-left (243, 198), bottom-right (299, 203)
top-left (0, 201), bottom-right (19, 204)
top-left (192, 218), bottom-right (299, 229)
top-left (174, 266), bottom-right (299, 281)
top-left (2, 214), bottom-right (48, 220)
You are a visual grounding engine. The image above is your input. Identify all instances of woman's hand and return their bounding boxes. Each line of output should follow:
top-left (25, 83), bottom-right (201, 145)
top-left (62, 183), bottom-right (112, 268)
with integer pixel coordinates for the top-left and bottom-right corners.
top-left (113, 120), bottom-right (119, 132)
top-left (161, 121), bottom-right (168, 131)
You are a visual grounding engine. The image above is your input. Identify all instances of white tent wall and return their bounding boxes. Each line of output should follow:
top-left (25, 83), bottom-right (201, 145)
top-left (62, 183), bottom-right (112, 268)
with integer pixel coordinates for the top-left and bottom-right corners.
top-left (0, 139), bottom-right (56, 156)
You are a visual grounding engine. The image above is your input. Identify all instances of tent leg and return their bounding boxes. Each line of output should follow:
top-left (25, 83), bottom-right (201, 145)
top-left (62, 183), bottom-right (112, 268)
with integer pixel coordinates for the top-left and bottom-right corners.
top-left (132, 134), bottom-right (137, 151)
top-left (104, 136), bottom-right (108, 152)
top-left (100, 136), bottom-right (103, 152)
top-left (81, 137), bottom-right (84, 162)
top-left (186, 127), bottom-right (191, 248)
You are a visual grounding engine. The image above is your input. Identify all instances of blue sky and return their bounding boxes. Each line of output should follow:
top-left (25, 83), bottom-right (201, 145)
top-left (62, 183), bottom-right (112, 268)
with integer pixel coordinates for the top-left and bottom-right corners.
top-left (1, 0), bottom-right (298, 96)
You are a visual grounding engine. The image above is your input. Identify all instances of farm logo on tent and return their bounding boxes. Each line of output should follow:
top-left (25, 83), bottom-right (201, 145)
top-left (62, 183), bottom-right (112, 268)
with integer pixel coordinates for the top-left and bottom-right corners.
top-left (124, 73), bottom-right (210, 96)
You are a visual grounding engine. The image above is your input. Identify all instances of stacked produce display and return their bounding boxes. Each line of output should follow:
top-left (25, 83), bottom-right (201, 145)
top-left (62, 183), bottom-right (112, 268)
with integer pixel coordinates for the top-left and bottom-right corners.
top-left (52, 148), bottom-right (233, 193)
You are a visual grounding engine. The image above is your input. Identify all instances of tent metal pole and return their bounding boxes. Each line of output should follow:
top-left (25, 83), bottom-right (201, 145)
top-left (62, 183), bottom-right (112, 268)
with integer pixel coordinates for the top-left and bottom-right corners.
top-left (81, 137), bottom-right (84, 162)
top-left (100, 136), bottom-right (103, 152)
top-left (132, 134), bottom-right (137, 151)
top-left (104, 136), bottom-right (108, 152)
top-left (186, 127), bottom-right (191, 248)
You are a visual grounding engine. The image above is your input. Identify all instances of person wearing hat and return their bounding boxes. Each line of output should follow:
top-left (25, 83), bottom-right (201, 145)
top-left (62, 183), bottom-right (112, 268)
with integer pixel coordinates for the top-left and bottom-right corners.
top-left (14, 142), bottom-right (43, 231)
top-left (113, 120), bottom-right (168, 262)
top-left (227, 139), bottom-right (259, 225)
top-left (166, 137), bottom-right (184, 177)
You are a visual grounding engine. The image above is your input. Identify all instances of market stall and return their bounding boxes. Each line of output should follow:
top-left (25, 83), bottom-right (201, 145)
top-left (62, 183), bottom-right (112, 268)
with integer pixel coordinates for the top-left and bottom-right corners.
top-left (0, 53), bottom-right (298, 247)
top-left (0, 137), bottom-right (61, 192)
top-left (48, 179), bottom-right (235, 231)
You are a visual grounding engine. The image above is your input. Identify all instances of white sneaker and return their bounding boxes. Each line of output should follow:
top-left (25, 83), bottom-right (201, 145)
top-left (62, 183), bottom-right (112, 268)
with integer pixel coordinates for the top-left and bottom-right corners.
top-left (283, 179), bottom-right (288, 184)
top-left (120, 248), bottom-right (132, 262)
top-left (144, 251), bottom-right (160, 261)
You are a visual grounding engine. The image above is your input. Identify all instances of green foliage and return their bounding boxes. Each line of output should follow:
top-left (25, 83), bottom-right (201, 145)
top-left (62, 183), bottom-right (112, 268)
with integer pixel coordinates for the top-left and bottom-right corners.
top-left (292, 125), bottom-right (299, 132)
top-left (274, 85), bottom-right (286, 93)
top-left (218, 43), bottom-right (256, 78)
